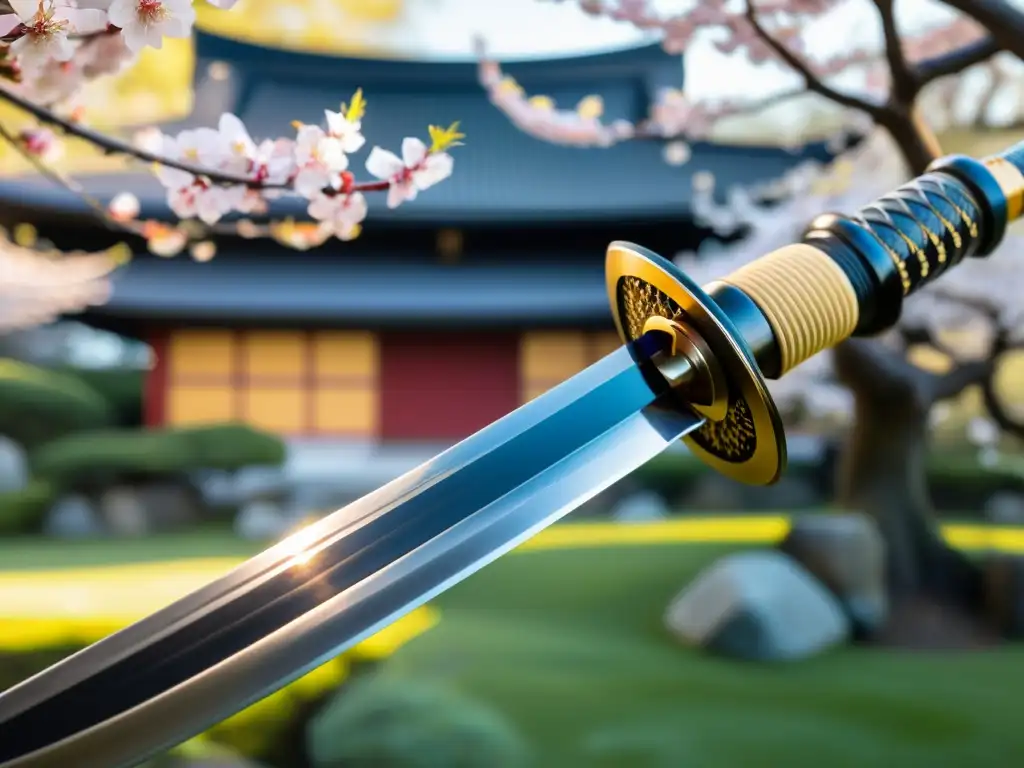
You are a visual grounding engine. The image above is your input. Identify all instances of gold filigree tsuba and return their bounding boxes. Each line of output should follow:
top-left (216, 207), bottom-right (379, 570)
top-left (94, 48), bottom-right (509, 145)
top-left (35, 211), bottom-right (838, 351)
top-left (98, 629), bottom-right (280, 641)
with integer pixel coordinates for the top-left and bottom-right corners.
top-left (605, 241), bottom-right (786, 486)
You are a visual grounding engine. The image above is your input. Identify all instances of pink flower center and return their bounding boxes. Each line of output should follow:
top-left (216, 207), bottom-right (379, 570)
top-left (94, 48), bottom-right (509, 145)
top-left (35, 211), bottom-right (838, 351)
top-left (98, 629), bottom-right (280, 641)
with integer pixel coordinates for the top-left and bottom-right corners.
top-left (136, 0), bottom-right (168, 24)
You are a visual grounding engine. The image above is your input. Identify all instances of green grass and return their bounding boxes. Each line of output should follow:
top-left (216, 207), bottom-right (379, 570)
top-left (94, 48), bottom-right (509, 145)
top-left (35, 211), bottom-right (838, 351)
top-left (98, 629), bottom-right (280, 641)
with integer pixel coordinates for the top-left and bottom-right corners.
top-left (0, 528), bottom-right (261, 570)
top-left (378, 544), bottom-right (1024, 768)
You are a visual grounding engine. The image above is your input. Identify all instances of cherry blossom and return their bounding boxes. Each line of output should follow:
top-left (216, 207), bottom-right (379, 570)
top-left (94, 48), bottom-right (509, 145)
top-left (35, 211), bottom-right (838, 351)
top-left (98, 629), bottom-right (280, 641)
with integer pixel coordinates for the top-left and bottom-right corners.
top-left (324, 108), bottom-right (366, 154)
top-left (366, 137), bottom-right (454, 209)
top-left (0, 0), bottom-right (463, 334)
top-left (2, 0), bottom-right (107, 73)
top-left (0, 229), bottom-right (122, 332)
top-left (106, 0), bottom-right (196, 54)
top-left (141, 112), bottom-right (458, 236)
top-left (308, 190), bottom-right (368, 241)
top-left (292, 124), bottom-right (348, 197)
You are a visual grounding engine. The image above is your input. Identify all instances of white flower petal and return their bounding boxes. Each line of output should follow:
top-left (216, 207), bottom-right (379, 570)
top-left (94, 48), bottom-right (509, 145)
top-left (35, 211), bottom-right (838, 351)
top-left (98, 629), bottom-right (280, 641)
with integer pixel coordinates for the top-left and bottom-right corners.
top-left (105, 0), bottom-right (132, 28)
top-left (365, 146), bottom-right (404, 180)
top-left (0, 14), bottom-right (22, 36)
top-left (294, 167), bottom-right (329, 198)
top-left (159, 12), bottom-right (194, 39)
top-left (9, 0), bottom-right (39, 22)
top-left (218, 113), bottom-right (252, 148)
top-left (387, 180), bottom-right (414, 209)
top-left (307, 194), bottom-right (335, 221)
top-left (154, 164), bottom-right (194, 189)
top-left (400, 137), bottom-right (428, 168)
top-left (414, 152), bottom-right (453, 190)
top-left (64, 7), bottom-right (108, 32)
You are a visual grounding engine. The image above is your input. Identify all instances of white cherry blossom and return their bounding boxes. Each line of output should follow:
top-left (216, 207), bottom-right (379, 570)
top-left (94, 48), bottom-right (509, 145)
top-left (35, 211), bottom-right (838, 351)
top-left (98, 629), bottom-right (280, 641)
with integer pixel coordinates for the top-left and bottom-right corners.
top-left (105, 0), bottom-right (195, 54)
top-left (324, 109), bottom-right (366, 154)
top-left (3, 0), bottom-right (108, 73)
top-left (293, 124), bottom-right (348, 197)
top-left (217, 113), bottom-right (256, 174)
top-left (365, 138), bottom-right (454, 209)
top-left (308, 192), bottom-right (368, 241)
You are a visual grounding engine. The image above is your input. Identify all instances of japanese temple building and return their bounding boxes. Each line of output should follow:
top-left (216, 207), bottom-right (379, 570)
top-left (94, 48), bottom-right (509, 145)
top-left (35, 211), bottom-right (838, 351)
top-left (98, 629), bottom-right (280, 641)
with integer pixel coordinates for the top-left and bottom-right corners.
top-left (0, 31), bottom-right (834, 471)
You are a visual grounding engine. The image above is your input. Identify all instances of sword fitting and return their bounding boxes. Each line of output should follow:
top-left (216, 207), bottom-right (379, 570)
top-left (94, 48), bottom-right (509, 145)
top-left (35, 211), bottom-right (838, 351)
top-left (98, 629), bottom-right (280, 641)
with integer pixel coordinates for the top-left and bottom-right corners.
top-left (642, 315), bottom-right (729, 421)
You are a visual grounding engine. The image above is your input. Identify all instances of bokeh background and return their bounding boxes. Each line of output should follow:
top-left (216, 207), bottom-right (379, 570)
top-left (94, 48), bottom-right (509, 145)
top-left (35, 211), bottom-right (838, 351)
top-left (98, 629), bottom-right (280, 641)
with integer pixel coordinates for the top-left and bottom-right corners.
top-left (1, 1), bottom-right (1024, 766)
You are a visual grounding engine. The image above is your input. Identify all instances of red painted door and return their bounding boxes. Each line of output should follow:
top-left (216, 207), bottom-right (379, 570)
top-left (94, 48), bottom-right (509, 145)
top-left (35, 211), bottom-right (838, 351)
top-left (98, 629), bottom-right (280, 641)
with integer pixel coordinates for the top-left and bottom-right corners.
top-left (379, 331), bottom-right (520, 441)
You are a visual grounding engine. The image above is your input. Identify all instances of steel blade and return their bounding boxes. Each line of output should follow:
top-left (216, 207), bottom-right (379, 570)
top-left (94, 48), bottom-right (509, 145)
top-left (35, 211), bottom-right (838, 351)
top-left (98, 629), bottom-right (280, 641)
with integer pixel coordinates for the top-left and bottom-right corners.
top-left (0, 333), bottom-right (705, 768)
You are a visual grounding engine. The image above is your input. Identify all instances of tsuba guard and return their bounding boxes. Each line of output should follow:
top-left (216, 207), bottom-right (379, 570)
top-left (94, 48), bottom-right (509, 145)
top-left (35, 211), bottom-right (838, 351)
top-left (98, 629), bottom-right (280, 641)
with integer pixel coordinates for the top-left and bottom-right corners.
top-left (605, 242), bottom-right (787, 486)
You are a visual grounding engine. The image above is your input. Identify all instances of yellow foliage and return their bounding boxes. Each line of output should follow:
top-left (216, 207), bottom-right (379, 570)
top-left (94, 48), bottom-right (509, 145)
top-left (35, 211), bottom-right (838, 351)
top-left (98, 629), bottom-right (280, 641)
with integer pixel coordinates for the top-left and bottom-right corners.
top-left (427, 121), bottom-right (465, 153)
top-left (576, 95), bottom-right (604, 120)
top-left (195, 0), bottom-right (407, 57)
top-left (342, 88), bottom-right (367, 122)
top-left (12, 223), bottom-right (37, 247)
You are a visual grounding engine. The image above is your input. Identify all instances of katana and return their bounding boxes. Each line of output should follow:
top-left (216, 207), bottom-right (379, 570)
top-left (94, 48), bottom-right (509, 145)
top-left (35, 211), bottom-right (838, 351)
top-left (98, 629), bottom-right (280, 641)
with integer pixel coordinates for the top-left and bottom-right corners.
top-left (2, 145), bottom-right (1023, 767)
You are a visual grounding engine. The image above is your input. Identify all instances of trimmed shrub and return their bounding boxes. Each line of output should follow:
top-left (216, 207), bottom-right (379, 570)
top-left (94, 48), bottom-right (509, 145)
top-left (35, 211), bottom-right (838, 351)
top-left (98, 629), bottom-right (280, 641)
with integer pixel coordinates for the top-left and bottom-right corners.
top-left (178, 424), bottom-right (287, 471)
top-left (59, 367), bottom-right (145, 428)
top-left (0, 479), bottom-right (56, 534)
top-left (306, 677), bottom-right (531, 768)
top-left (0, 359), bottom-right (113, 448)
top-left (30, 423), bottom-right (286, 490)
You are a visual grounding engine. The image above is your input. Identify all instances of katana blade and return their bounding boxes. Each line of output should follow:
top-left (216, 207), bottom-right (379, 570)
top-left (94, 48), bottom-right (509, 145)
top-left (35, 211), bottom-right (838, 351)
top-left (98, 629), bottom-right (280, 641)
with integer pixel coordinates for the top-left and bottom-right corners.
top-left (0, 332), bottom-right (704, 768)
top-left (5, 138), bottom-right (1024, 768)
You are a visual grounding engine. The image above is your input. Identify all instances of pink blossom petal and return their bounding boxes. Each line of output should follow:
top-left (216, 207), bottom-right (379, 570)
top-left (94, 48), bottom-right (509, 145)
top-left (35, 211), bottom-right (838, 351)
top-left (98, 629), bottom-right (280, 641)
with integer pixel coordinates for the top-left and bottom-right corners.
top-left (365, 146), bottom-right (404, 180)
top-left (400, 137), bottom-right (428, 168)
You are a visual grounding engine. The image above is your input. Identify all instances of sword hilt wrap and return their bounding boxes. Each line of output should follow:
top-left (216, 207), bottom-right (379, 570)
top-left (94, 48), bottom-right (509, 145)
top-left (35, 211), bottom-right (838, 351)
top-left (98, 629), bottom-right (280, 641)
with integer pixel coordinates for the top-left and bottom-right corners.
top-left (606, 142), bottom-right (1024, 487)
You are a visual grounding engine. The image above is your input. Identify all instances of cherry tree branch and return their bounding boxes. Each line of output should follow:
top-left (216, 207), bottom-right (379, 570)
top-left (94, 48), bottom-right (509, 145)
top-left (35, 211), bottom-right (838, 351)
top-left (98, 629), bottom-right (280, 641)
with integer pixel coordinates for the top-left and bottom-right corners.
top-left (742, 0), bottom-right (887, 118)
top-left (0, 82), bottom-right (391, 193)
top-left (0, 119), bottom-right (368, 256)
top-left (929, 358), bottom-right (992, 400)
top-left (873, 0), bottom-right (917, 104)
top-left (476, 46), bottom-right (809, 147)
top-left (936, 0), bottom-right (1024, 61)
top-left (915, 36), bottom-right (1000, 86)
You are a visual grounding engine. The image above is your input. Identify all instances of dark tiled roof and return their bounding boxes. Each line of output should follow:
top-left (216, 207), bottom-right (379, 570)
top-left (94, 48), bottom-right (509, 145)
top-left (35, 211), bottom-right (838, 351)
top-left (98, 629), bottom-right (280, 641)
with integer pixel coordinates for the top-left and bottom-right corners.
top-left (92, 253), bottom-right (612, 327)
top-left (1, 33), bottom-right (832, 224)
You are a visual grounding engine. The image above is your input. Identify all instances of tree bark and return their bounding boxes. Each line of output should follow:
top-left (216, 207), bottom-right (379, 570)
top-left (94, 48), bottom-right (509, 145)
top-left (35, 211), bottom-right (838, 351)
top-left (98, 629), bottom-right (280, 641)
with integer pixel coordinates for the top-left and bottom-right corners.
top-left (832, 339), bottom-right (987, 614)
top-left (877, 106), bottom-right (941, 176)
top-left (938, 0), bottom-right (1024, 61)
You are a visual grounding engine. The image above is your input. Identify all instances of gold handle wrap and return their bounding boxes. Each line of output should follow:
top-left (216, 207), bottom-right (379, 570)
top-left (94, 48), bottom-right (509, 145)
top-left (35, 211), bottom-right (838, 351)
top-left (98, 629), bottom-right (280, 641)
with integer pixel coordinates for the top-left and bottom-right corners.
top-left (719, 243), bottom-right (860, 376)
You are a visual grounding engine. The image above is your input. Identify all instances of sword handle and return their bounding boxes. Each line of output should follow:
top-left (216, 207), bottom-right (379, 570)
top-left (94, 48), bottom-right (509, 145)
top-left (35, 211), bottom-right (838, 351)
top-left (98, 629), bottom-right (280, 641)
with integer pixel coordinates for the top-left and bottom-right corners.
top-left (709, 144), bottom-right (1024, 379)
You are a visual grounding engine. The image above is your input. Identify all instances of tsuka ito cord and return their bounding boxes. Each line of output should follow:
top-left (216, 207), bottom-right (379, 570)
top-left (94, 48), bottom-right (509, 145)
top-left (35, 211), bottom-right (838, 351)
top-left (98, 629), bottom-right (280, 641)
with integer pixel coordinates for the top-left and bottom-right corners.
top-left (717, 144), bottom-right (1024, 378)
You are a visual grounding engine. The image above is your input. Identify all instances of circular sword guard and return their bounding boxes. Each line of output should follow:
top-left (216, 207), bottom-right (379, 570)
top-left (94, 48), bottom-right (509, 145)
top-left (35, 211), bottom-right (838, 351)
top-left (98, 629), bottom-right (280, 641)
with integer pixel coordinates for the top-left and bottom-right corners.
top-left (606, 242), bottom-right (786, 486)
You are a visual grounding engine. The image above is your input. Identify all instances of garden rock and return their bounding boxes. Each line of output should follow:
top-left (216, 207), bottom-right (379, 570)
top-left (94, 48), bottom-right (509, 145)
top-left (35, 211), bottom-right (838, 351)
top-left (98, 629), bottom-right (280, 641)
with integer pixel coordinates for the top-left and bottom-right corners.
top-left (0, 436), bottom-right (27, 492)
top-left (778, 512), bottom-right (887, 635)
top-left (611, 491), bottom-right (670, 523)
top-left (985, 492), bottom-right (1024, 525)
top-left (983, 552), bottom-right (1024, 639)
top-left (307, 677), bottom-right (531, 768)
top-left (100, 486), bottom-right (150, 537)
top-left (101, 483), bottom-right (202, 536)
top-left (44, 494), bottom-right (104, 538)
top-left (235, 499), bottom-right (290, 540)
top-left (664, 549), bottom-right (850, 661)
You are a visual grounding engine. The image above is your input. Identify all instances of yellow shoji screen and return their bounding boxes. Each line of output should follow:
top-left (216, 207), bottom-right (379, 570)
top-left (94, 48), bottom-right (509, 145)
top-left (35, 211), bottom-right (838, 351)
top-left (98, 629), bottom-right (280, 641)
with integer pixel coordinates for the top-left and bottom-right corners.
top-left (311, 331), bottom-right (380, 437)
top-left (519, 332), bottom-right (590, 404)
top-left (239, 330), bottom-right (307, 435)
top-left (165, 329), bottom-right (237, 426)
top-left (519, 331), bottom-right (626, 403)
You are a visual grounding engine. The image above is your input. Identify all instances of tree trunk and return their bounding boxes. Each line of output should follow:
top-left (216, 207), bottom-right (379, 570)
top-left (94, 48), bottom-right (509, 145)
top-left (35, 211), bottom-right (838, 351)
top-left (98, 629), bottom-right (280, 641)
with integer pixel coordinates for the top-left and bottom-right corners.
top-left (878, 108), bottom-right (940, 176)
top-left (832, 339), bottom-right (985, 615)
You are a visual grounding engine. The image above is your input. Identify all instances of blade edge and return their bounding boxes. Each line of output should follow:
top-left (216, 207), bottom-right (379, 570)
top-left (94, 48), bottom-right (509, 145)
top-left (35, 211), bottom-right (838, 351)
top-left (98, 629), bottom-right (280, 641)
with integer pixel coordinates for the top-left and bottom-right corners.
top-left (3, 400), bottom-right (702, 768)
